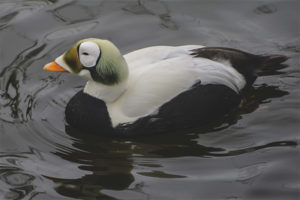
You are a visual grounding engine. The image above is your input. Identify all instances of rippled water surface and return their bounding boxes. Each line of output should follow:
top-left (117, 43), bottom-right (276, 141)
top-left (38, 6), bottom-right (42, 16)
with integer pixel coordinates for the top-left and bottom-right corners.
top-left (0, 0), bottom-right (299, 199)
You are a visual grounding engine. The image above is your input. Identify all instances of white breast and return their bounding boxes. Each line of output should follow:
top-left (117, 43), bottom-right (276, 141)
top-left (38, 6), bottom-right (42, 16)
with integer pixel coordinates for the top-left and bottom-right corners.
top-left (105, 45), bottom-right (246, 127)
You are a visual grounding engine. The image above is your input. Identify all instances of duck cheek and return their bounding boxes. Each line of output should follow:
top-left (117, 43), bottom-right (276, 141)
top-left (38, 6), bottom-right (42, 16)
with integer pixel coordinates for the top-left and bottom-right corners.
top-left (78, 69), bottom-right (93, 80)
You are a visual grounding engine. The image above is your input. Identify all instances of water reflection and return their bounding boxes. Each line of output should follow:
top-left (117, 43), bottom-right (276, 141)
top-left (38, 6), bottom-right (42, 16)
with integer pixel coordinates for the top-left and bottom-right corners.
top-left (254, 4), bottom-right (277, 15)
top-left (123, 0), bottom-right (178, 30)
top-left (0, 150), bottom-right (86, 200)
top-left (0, 156), bottom-right (39, 200)
top-left (50, 127), bottom-right (134, 199)
top-left (2, 170), bottom-right (35, 199)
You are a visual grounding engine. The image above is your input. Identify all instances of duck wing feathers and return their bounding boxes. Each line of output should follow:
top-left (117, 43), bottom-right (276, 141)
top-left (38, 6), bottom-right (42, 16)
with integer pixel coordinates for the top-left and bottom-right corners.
top-left (191, 47), bottom-right (288, 86)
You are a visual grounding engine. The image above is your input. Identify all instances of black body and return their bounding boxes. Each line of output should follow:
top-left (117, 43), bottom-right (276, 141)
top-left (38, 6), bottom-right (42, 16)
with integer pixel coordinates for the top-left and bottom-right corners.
top-left (65, 47), bottom-right (288, 136)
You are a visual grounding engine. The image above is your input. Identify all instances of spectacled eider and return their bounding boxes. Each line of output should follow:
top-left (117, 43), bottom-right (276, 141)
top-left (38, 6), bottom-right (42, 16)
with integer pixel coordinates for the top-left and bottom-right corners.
top-left (43, 38), bottom-right (287, 136)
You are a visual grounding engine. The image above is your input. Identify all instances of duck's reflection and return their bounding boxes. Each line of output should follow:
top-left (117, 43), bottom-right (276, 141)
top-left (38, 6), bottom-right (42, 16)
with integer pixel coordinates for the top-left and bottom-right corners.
top-left (50, 84), bottom-right (293, 199)
top-left (51, 127), bottom-right (134, 199)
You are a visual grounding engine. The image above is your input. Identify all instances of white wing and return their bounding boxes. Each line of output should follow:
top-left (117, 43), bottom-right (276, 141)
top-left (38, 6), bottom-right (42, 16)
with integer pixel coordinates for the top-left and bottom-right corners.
top-left (107, 45), bottom-right (246, 126)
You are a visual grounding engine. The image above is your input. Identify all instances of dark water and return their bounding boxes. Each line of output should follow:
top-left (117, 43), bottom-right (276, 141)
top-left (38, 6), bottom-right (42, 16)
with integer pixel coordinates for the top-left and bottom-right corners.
top-left (0, 0), bottom-right (299, 199)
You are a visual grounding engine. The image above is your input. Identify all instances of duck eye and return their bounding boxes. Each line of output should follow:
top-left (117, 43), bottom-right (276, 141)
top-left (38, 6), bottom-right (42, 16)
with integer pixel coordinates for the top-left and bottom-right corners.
top-left (78, 41), bottom-right (101, 68)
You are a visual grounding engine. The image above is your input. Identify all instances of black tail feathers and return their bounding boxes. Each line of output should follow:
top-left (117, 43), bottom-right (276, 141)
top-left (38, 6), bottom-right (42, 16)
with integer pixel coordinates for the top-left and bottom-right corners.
top-left (256, 54), bottom-right (288, 76)
top-left (190, 46), bottom-right (288, 84)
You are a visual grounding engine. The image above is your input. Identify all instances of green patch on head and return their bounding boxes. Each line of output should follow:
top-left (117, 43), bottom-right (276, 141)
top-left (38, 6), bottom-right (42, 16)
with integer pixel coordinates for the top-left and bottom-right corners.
top-left (93, 60), bottom-right (121, 85)
top-left (93, 39), bottom-right (129, 85)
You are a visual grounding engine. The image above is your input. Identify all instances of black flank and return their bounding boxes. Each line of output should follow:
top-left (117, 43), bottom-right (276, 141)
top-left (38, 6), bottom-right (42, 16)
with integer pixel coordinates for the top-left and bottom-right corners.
top-left (115, 83), bottom-right (241, 136)
top-left (65, 90), bottom-right (114, 135)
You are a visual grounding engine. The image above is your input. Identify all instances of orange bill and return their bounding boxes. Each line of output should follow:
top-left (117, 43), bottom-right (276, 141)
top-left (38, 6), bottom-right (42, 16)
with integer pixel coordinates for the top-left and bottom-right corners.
top-left (43, 62), bottom-right (68, 72)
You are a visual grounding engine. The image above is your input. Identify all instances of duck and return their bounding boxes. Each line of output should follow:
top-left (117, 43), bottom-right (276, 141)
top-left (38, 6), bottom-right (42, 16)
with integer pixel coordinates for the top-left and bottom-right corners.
top-left (43, 38), bottom-right (287, 136)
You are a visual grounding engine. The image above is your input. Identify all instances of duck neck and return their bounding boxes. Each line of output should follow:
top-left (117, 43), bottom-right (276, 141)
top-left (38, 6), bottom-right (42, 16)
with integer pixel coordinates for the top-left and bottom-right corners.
top-left (83, 79), bottom-right (128, 103)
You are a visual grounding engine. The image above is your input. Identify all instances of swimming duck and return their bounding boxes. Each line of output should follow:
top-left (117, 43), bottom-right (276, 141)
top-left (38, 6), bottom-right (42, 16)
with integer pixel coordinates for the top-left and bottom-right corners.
top-left (44, 38), bottom-right (287, 136)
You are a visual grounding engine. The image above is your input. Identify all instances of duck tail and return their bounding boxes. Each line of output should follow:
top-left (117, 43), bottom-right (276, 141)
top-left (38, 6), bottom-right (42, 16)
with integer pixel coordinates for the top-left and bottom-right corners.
top-left (256, 54), bottom-right (288, 76)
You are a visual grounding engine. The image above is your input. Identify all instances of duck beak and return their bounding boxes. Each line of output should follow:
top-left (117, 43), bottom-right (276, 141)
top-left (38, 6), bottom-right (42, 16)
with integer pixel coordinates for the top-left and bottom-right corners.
top-left (43, 61), bottom-right (68, 72)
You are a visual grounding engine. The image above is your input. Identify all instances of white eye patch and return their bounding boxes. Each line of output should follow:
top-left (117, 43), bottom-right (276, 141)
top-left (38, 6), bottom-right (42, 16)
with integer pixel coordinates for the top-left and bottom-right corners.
top-left (78, 41), bottom-right (101, 68)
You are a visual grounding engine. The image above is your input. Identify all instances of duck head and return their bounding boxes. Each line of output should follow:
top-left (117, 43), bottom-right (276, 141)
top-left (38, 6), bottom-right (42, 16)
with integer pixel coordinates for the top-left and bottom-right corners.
top-left (44, 38), bottom-right (129, 85)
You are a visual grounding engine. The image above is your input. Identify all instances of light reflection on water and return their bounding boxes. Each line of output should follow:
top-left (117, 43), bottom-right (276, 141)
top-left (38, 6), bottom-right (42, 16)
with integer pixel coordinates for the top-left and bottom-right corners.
top-left (0, 0), bottom-right (299, 200)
